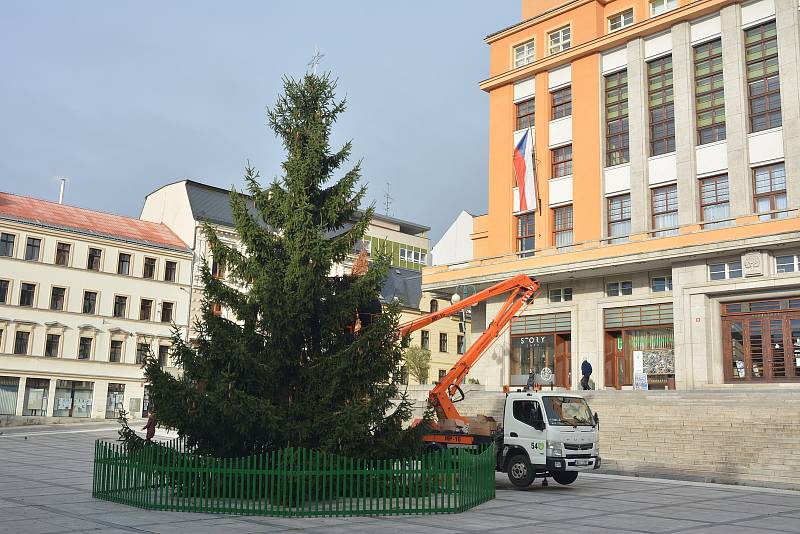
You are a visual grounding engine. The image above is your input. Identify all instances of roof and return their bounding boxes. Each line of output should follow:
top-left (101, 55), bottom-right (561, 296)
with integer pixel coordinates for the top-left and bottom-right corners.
top-left (0, 191), bottom-right (190, 252)
top-left (379, 267), bottom-right (422, 309)
top-left (180, 180), bottom-right (429, 235)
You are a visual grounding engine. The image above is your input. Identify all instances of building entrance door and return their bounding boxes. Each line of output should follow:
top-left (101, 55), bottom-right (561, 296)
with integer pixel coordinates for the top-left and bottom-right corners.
top-left (604, 331), bottom-right (624, 389)
top-left (554, 334), bottom-right (571, 388)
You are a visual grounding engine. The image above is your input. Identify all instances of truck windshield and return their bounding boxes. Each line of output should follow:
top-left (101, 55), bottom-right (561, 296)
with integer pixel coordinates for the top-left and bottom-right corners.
top-left (541, 396), bottom-right (594, 426)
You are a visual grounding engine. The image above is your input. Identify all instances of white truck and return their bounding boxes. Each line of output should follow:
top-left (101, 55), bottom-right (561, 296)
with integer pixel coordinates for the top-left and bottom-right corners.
top-left (494, 391), bottom-right (601, 487)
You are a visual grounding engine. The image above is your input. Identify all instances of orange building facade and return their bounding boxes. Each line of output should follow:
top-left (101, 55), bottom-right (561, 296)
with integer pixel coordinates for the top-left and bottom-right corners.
top-left (424, 0), bottom-right (800, 391)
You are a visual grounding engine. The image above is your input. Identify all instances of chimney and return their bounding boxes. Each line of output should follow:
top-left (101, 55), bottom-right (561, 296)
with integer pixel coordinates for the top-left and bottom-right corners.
top-left (58, 177), bottom-right (66, 204)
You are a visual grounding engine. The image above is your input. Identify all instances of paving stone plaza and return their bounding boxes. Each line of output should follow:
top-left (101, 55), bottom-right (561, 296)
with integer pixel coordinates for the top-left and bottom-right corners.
top-left (1, 423), bottom-right (798, 534)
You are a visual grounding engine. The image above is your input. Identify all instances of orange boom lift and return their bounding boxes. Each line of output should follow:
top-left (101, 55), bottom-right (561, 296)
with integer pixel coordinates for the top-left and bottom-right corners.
top-left (398, 274), bottom-right (540, 446)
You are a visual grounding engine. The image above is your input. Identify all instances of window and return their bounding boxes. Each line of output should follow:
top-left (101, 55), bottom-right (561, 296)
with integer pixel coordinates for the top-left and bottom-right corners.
top-left (429, 300), bottom-right (438, 313)
top-left (695, 39), bottom-right (725, 144)
top-left (551, 86), bottom-right (572, 119)
top-left (516, 213), bottom-right (536, 257)
top-left (161, 301), bottom-right (174, 323)
top-left (553, 205), bottom-right (574, 248)
top-left (211, 257), bottom-right (225, 279)
top-left (607, 281), bottom-right (633, 297)
top-left (648, 56), bottom-right (675, 156)
top-left (55, 242), bottom-right (71, 266)
top-left (113, 296), bottom-right (128, 318)
top-left (158, 345), bottom-right (169, 367)
top-left (50, 287), bottom-right (66, 311)
top-left (548, 26), bottom-right (571, 54)
top-left (651, 184), bottom-right (678, 236)
top-left (513, 400), bottom-right (543, 428)
top-left (45, 334), bottom-right (60, 357)
top-left (605, 70), bottom-right (629, 166)
top-left (0, 233), bottom-right (14, 257)
top-left (746, 21), bottom-right (781, 133)
top-left (776, 254), bottom-right (799, 273)
top-left (140, 299), bottom-right (153, 321)
top-left (143, 257), bottom-right (156, 279)
top-left (516, 98), bottom-right (535, 130)
top-left (650, 0), bottom-right (677, 16)
top-left (211, 302), bottom-right (222, 316)
top-left (549, 287), bottom-right (573, 302)
top-left (0, 280), bottom-right (8, 304)
top-left (19, 283), bottom-right (35, 307)
top-left (607, 194), bottom-right (631, 242)
top-left (514, 39), bottom-right (535, 68)
top-left (457, 335), bottom-right (465, 355)
top-left (650, 275), bottom-right (673, 292)
top-left (438, 369), bottom-right (446, 381)
top-left (136, 342), bottom-right (149, 364)
top-left (709, 261), bottom-right (743, 281)
top-left (117, 253), bottom-right (131, 276)
top-left (25, 237), bottom-right (41, 261)
top-left (439, 333), bottom-right (448, 353)
top-left (608, 9), bottom-right (634, 32)
top-left (164, 261), bottom-right (177, 282)
top-left (109, 340), bottom-right (123, 363)
top-left (82, 291), bottom-right (97, 314)
top-left (753, 163), bottom-right (787, 220)
top-left (78, 337), bottom-right (93, 360)
top-left (400, 248), bottom-right (425, 266)
top-left (14, 331), bottom-right (30, 355)
top-left (87, 248), bottom-right (102, 271)
top-left (551, 145), bottom-right (572, 178)
top-left (421, 330), bottom-right (430, 350)
top-left (700, 174), bottom-right (731, 228)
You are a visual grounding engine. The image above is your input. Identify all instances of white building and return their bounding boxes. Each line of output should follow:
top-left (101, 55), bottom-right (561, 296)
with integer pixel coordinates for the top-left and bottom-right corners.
top-left (431, 211), bottom-right (474, 267)
top-left (0, 192), bottom-right (192, 422)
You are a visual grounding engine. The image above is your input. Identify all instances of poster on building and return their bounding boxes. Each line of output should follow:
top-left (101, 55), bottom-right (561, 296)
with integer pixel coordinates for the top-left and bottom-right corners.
top-left (26, 388), bottom-right (45, 410)
top-left (633, 351), bottom-right (648, 390)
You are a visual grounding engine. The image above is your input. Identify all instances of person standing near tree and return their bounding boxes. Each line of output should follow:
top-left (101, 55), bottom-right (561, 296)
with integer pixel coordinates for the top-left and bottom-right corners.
top-left (142, 409), bottom-right (157, 441)
top-left (580, 360), bottom-right (593, 390)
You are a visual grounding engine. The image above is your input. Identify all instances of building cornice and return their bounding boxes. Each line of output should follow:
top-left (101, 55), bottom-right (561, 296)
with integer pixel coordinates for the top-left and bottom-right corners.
top-left (479, 0), bottom-right (737, 92)
top-left (423, 228), bottom-right (800, 292)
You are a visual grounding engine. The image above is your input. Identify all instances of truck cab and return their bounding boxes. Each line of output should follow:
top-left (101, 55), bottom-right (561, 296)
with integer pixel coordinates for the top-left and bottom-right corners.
top-left (496, 391), bottom-right (601, 487)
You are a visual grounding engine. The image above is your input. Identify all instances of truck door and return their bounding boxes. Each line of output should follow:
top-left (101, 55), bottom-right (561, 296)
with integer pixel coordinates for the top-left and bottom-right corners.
top-left (507, 399), bottom-right (547, 466)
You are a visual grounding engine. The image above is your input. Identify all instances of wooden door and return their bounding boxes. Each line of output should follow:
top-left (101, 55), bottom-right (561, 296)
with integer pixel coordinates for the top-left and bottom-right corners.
top-left (555, 334), bottom-right (571, 389)
top-left (604, 331), bottom-right (622, 389)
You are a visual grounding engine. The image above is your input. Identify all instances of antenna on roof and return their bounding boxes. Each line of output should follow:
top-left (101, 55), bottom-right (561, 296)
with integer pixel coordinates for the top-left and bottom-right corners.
top-left (383, 182), bottom-right (392, 216)
top-left (57, 177), bottom-right (67, 204)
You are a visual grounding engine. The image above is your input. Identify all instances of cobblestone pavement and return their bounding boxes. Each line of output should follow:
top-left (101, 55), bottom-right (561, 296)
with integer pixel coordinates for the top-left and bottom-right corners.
top-left (1, 423), bottom-right (798, 533)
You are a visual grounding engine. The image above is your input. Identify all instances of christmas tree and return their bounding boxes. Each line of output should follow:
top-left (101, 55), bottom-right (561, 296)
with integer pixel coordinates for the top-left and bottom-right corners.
top-left (140, 72), bottom-right (429, 458)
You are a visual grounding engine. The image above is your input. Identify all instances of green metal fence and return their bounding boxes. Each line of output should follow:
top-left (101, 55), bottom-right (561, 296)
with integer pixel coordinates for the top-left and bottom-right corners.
top-left (92, 438), bottom-right (495, 517)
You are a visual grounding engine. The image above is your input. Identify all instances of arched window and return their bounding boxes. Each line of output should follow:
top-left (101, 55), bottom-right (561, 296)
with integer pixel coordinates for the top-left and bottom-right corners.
top-left (430, 299), bottom-right (439, 313)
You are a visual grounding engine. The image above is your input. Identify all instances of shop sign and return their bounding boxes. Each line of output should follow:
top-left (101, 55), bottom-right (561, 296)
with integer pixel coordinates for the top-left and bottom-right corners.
top-left (514, 335), bottom-right (548, 347)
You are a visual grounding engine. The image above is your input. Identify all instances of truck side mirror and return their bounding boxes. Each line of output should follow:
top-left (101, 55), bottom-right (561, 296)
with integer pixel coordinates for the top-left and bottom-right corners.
top-left (593, 412), bottom-right (600, 427)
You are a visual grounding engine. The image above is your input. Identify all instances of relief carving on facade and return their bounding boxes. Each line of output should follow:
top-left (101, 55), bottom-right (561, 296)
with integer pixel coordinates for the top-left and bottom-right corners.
top-left (742, 251), bottom-right (762, 277)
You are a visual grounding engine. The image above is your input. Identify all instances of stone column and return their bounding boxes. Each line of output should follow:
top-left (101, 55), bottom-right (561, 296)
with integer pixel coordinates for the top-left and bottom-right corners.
top-left (672, 22), bottom-right (698, 226)
top-left (721, 4), bottom-right (751, 216)
top-left (627, 38), bottom-right (649, 233)
top-left (776, 0), bottom-right (800, 209)
top-left (14, 376), bottom-right (26, 416)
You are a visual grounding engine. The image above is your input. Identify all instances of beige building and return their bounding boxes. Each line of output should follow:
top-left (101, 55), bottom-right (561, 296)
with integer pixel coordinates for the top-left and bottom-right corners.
top-left (141, 179), bottom-right (433, 335)
top-left (0, 192), bottom-right (192, 422)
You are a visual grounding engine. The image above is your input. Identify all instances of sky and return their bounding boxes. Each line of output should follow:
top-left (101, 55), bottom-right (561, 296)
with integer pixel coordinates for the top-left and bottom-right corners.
top-left (0, 1), bottom-right (519, 242)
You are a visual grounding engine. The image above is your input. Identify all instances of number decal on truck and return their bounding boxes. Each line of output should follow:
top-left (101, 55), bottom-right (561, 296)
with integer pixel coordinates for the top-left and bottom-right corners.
top-left (531, 440), bottom-right (545, 455)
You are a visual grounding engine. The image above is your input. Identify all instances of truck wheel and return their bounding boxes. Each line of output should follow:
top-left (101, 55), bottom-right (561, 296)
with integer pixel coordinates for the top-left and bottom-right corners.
top-left (507, 454), bottom-right (535, 487)
top-left (552, 471), bottom-right (578, 485)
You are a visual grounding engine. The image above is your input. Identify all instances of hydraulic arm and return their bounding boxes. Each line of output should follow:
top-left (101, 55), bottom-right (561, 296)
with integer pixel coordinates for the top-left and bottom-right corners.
top-left (399, 274), bottom-right (539, 423)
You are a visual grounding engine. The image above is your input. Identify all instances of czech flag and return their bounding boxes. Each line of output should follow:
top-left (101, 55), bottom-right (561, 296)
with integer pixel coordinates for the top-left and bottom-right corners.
top-left (513, 129), bottom-right (536, 213)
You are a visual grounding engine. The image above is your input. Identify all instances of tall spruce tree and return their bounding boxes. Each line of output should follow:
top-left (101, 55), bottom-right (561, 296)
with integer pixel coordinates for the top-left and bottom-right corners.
top-left (141, 73), bottom-right (428, 458)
